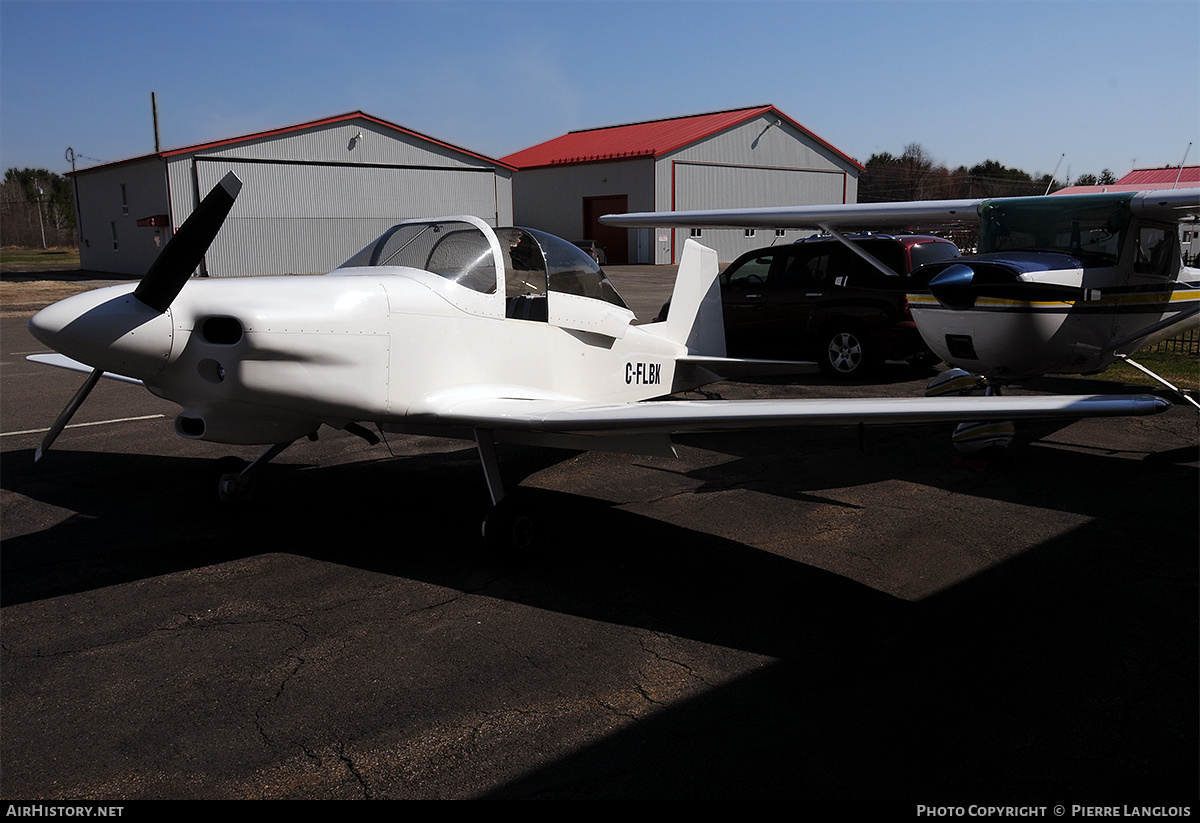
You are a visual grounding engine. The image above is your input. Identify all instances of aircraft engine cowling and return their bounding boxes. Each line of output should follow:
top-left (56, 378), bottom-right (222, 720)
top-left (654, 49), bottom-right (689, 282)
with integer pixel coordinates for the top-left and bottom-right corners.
top-left (914, 252), bottom-right (1088, 310)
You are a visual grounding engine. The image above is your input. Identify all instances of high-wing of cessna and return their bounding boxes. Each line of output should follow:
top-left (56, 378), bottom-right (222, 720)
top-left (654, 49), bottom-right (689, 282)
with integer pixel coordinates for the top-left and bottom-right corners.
top-left (26, 173), bottom-right (1173, 551)
top-left (601, 188), bottom-right (1200, 404)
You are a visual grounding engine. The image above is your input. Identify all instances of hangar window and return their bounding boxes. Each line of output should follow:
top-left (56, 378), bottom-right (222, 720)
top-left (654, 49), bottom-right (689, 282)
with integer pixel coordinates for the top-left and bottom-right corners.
top-left (744, 229), bottom-right (756, 238)
top-left (690, 228), bottom-right (703, 237)
top-left (120, 184), bottom-right (128, 215)
top-left (110, 222), bottom-right (118, 251)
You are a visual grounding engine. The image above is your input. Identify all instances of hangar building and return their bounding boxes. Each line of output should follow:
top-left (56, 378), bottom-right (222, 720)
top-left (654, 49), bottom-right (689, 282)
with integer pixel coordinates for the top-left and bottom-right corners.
top-left (501, 105), bottom-right (864, 265)
top-left (72, 112), bottom-right (515, 277)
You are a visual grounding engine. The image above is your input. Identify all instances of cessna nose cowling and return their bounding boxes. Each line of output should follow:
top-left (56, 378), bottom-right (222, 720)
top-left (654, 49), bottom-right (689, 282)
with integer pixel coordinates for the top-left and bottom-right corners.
top-left (29, 285), bottom-right (175, 380)
top-left (927, 263), bottom-right (980, 310)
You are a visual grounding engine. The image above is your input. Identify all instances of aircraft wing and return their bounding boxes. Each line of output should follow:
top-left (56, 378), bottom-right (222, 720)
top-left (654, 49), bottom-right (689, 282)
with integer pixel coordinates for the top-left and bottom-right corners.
top-left (599, 188), bottom-right (1200, 231)
top-left (406, 387), bottom-right (1169, 437)
top-left (599, 199), bottom-right (984, 231)
top-left (26, 353), bottom-right (143, 385)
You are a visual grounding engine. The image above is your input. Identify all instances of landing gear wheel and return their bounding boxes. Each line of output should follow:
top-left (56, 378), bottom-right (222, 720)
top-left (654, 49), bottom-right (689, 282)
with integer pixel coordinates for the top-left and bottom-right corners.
top-left (482, 497), bottom-right (538, 563)
top-left (820, 327), bottom-right (875, 379)
top-left (214, 456), bottom-right (254, 502)
top-left (907, 351), bottom-right (941, 374)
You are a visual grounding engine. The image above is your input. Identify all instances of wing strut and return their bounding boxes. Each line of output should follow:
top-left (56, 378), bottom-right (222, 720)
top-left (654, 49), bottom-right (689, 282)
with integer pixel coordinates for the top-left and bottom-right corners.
top-left (817, 223), bottom-right (903, 279)
top-left (1114, 355), bottom-right (1200, 411)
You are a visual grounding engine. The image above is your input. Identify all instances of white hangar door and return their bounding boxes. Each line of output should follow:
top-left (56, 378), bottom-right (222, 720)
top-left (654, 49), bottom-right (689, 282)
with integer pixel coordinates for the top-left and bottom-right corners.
top-left (195, 159), bottom-right (501, 277)
top-left (671, 162), bottom-right (848, 262)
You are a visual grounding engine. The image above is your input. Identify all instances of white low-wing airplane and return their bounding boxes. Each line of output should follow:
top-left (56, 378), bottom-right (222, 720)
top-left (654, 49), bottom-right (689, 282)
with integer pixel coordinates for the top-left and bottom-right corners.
top-left (601, 189), bottom-right (1200, 398)
top-left (27, 173), bottom-right (1172, 551)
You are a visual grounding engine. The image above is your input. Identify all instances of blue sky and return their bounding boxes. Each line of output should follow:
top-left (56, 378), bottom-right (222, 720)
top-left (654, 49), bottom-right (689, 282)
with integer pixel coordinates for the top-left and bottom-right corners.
top-left (2, 0), bottom-right (1198, 183)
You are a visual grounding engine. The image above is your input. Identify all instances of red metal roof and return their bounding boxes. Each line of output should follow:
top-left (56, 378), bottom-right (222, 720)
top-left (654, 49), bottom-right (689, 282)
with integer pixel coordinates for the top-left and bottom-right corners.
top-left (1116, 166), bottom-right (1199, 186)
top-left (500, 105), bottom-right (863, 171)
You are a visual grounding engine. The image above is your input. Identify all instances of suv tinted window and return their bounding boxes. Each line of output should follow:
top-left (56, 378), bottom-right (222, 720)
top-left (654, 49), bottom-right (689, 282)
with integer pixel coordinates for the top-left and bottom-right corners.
top-left (723, 253), bottom-right (775, 288)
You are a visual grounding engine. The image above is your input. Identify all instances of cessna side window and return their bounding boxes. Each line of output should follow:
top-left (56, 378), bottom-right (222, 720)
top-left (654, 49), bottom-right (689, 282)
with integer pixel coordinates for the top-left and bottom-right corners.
top-left (1134, 225), bottom-right (1178, 277)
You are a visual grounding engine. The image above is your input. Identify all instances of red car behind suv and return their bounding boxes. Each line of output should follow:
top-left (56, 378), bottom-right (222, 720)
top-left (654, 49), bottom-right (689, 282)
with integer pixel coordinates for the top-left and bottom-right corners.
top-left (695, 233), bottom-right (960, 378)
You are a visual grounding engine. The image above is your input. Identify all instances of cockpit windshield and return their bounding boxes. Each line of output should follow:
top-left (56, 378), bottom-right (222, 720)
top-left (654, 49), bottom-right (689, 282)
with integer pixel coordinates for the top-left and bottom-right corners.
top-left (977, 193), bottom-right (1132, 265)
top-left (339, 219), bottom-right (500, 293)
top-left (338, 219), bottom-right (629, 311)
top-left (513, 227), bottom-right (628, 308)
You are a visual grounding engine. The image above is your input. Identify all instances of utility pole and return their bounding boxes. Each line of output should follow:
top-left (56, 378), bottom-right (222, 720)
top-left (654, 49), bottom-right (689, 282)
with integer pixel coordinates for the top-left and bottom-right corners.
top-left (152, 92), bottom-right (161, 153)
top-left (66, 147), bottom-right (82, 243)
top-left (34, 182), bottom-right (47, 249)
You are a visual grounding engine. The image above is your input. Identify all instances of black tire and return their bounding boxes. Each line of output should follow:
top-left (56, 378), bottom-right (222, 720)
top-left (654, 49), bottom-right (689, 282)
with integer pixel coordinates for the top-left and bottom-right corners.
top-left (819, 326), bottom-right (877, 379)
top-left (482, 497), bottom-right (538, 563)
top-left (214, 456), bottom-right (253, 502)
top-left (907, 350), bottom-right (942, 374)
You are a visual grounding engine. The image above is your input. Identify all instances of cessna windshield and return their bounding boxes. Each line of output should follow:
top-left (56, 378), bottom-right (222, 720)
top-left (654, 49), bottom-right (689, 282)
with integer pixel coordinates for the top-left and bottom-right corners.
top-left (977, 193), bottom-right (1132, 265)
top-left (339, 220), bottom-right (628, 310)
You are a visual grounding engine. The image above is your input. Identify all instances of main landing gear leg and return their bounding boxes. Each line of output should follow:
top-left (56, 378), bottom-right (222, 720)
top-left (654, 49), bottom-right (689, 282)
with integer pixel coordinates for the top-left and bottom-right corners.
top-left (217, 439), bottom-right (297, 501)
top-left (475, 429), bottom-right (537, 558)
top-left (926, 369), bottom-right (1015, 454)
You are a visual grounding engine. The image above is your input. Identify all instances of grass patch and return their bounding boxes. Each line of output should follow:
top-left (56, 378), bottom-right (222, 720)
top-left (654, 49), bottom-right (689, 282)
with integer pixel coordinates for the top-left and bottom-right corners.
top-left (0, 280), bottom-right (94, 316)
top-left (1, 246), bottom-right (81, 271)
top-left (1090, 348), bottom-right (1199, 393)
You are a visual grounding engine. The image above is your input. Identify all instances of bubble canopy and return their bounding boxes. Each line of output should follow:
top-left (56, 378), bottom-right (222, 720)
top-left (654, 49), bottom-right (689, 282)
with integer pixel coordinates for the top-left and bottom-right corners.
top-left (339, 216), bottom-right (628, 310)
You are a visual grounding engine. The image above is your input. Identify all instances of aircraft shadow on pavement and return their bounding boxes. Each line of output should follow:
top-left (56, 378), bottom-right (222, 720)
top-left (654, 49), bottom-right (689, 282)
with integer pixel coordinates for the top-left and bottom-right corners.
top-left (3, 421), bottom-right (1195, 602)
top-left (480, 511), bottom-right (1198, 799)
top-left (1, 435), bottom-right (1195, 800)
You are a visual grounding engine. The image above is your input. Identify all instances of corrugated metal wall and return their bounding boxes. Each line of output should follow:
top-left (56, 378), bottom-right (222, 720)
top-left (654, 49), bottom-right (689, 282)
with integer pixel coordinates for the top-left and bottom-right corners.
top-left (652, 113), bottom-right (860, 263)
top-left (75, 158), bottom-right (169, 275)
top-left (189, 158), bottom-right (503, 276)
top-left (163, 117), bottom-right (511, 277)
top-left (670, 161), bottom-right (849, 263)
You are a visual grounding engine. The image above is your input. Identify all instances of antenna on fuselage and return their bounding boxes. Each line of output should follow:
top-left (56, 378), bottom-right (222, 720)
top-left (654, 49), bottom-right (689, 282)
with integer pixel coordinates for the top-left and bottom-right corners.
top-left (1173, 143), bottom-right (1192, 189)
top-left (1044, 153), bottom-right (1065, 195)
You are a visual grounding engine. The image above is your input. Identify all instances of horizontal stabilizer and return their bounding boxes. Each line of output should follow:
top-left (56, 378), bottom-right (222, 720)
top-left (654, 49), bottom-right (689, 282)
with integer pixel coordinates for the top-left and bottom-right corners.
top-left (673, 355), bottom-right (819, 389)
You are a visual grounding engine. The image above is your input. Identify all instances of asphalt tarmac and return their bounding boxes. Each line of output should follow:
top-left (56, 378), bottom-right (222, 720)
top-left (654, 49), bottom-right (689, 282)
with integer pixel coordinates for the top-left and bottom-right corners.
top-left (1, 271), bottom-right (1197, 802)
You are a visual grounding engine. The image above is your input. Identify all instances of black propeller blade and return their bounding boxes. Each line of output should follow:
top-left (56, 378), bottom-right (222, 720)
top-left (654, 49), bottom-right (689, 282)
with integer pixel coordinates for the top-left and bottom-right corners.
top-left (35, 367), bottom-right (103, 462)
top-left (133, 171), bottom-right (242, 312)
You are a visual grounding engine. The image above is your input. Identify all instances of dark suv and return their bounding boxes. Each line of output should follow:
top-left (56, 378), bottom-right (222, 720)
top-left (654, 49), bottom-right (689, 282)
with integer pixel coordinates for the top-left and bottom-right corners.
top-left (679, 233), bottom-right (960, 378)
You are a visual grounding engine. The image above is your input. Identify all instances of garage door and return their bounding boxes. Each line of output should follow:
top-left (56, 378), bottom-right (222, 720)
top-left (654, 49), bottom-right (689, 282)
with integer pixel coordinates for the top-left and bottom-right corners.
top-left (195, 158), bottom-right (501, 277)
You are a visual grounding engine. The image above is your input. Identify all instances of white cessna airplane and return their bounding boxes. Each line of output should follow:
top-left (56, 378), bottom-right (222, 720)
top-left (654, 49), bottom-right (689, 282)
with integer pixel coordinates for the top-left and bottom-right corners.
top-left (601, 188), bottom-right (1200, 400)
top-left (26, 173), bottom-right (1172, 551)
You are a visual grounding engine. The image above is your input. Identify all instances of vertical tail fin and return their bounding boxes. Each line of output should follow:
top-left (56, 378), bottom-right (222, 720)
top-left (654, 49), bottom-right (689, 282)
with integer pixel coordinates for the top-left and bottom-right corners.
top-left (664, 239), bottom-right (726, 356)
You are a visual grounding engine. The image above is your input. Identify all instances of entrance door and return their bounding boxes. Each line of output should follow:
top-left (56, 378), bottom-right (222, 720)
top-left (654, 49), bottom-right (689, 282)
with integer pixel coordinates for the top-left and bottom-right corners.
top-left (583, 195), bottom-right (629, 265)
